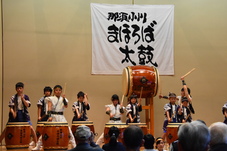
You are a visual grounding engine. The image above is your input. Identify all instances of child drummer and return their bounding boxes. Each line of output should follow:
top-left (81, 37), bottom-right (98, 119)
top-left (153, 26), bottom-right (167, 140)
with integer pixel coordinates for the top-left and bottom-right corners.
top-left (126, 94), bottom-right (142, 124)
top-left (105, 94), bottom-right (125, 123)
top-left (162, 93), bottom-right (179, 140)
top-left (72, 91), bottom-right (90, 121)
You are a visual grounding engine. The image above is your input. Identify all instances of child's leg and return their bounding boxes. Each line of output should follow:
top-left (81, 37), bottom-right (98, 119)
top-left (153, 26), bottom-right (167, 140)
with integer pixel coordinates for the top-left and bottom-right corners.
top-left (30, 125), bottom-right (37, 144)
top-left (0, 128), bottom-right (6, 145)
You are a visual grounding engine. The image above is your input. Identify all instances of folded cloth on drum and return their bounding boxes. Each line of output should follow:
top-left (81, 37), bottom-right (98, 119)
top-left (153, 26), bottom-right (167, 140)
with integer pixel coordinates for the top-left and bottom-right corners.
top-left (50, 111), bottom-right (63, 115)
top-left (110, 118), bottom-right (121, 121)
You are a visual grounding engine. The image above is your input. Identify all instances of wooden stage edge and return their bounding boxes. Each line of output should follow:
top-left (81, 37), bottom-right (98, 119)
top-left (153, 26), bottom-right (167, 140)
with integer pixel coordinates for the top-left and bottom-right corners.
top-left (0, 144), bottom-right (74, 151)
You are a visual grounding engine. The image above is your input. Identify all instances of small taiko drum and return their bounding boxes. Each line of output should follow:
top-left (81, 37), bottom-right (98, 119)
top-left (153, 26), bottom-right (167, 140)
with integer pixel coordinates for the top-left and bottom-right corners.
top-left (42, 122), bottom-right (69, 150)
top-left (71, 121), bottom-right (95, 142)
top-left (166, 123), bottom-right (182, 144)
top-left (104, 123), bottom-right (128, 144)
top-left (71, 121), bottom-right (95, 134)
top-left (36, 121), bottom-right (48, 139)
top-left (122, 65), bottom-right (159, 98)
top-left (5, 122), bottom-right (31, 149)
top-left (128, 123), bottom-right (148, 135)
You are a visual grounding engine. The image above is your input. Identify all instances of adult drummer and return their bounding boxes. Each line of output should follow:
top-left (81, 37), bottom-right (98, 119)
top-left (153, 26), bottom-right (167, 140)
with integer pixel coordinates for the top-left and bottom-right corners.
top-left (106, 94), bottom-right (125, 123)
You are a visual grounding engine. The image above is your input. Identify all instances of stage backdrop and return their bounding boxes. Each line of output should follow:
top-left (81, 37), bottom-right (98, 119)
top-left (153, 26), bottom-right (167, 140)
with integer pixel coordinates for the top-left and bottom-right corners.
top-left (91, 3), bottom-right (174, 75)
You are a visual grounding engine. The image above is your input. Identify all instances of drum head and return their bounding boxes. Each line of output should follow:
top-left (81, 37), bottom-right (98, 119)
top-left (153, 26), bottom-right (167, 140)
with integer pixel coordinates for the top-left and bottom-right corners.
top-left (122, 67), bottom-right (130, 96)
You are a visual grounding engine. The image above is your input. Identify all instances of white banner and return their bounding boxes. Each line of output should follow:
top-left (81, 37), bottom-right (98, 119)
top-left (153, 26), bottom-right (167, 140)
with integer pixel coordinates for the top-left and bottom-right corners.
top-left (91, 3), bottom-right (174, 75)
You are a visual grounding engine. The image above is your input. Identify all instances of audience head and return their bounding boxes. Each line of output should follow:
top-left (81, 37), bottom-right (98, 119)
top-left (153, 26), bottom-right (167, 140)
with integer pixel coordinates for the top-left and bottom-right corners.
top-left (75, 125), bottom-right (91, 142)
top-left (108, 126), bottom-right (120, 146)
top-left (178, 121), bottom-right (210, 151)
top-left (209, 122), bottom-right (227, 147)
top-left (123, 125), bottom-right (143, 151)
top-left (155, 137), bottom-right (165, 151)
top-left (143, 134), bottom-right (155, 149)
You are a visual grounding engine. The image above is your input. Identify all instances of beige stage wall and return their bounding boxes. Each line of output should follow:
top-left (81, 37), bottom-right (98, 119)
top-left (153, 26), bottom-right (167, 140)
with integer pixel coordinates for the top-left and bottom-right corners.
top-left (1, 0), bottom-right (227, 142)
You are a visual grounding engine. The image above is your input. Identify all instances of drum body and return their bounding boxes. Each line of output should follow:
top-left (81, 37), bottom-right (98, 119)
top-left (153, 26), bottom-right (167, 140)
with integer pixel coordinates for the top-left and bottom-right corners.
top-left (71, 121), bottom-right (95, 144)
top-left (166, 123), bottom-right (182, 144)
top-left (36, 121), bottom-right (48, 139)
top-left (122, 65), bottom-right (159, 98)
top-left (42, 122), bottom-right (69, 150)
top-left (71, 121), bottom-right (95, 134)
top-left (5, 122), bottom-right (31, 149)
top-left (104, 123), bottom-right (128, 144)
top-left (128, 123), bottom-right (148, 135)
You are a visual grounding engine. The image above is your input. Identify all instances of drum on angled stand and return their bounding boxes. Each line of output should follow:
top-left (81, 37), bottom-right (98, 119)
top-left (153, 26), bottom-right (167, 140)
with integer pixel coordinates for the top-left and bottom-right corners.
top-left (5, 122), bottom-right (31, 149)
top-left (42, 122), bottom-right (69, 150)
top-left (104, 123), bottom-right (128, 144)
top-left (122, 65), bottom-right (159, 98)
top-left (166, 123), bottom-right (182, 144)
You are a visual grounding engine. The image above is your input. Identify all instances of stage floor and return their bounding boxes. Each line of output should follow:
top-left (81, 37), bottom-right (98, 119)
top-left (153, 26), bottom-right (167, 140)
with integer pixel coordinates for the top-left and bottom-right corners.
top-left (0, 145), bottom-right (74, 151)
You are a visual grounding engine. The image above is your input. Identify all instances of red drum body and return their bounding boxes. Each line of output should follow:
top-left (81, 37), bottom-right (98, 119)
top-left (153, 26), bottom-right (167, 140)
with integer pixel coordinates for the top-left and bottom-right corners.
top-left (104, 123), bottom-right (127, 144)
top-left (71, 121), bottom-right (95, 144)
top-left (36, 121), bottom-right (48, 139)
top-left (122, 65), bottom-right (159, 98)
top-left (42, 122), bottom-right (69, 150)
top-left (128, 123), bottom-right (148, 135)
top-left (5, 122), bottom-right (31, 149)
top-left (71, 121), bottom-right (95, 135)
top-left (166, 123), bottom-right (182, 144)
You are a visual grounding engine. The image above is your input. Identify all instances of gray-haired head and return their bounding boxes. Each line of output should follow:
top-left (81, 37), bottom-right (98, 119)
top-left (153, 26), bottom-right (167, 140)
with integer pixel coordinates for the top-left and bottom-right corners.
top-left (178, 121), bottom-right (210, 151)
top-left (209, 122), bottom-right (227, 147)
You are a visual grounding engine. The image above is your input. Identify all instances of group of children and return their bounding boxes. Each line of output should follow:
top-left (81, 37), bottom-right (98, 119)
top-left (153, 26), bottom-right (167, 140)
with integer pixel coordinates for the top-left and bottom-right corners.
top-left (159, 77), bottom-right (195, 141)
top-left (0, 76), bottom-right (196, 150)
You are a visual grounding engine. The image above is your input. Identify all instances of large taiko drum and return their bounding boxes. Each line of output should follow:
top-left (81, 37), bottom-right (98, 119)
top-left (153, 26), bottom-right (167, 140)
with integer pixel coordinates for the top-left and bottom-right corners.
top-left (122, 65), bottom-right (159, 98)
top-left (36, 121), bottom-right (48, 139)
top-left (42, 122), bottom-right (69, 150)
top-left (128, 123), bottom-right (148, 135)
top-left (104, 123), bottom-right (128, 144)
top-left (5, 122), bottom-right (31, 149)
top-left (166, 123), bottom-right (182, 144)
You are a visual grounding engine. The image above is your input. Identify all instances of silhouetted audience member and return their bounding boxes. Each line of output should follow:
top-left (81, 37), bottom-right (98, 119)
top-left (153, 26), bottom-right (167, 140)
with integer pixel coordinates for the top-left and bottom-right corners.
top-left (208, 122), bottom-right (227, 151)
top-left (178, 121), bottom-right (210, 151)
top-left (102, 126), bottom-right (126, 151)
top-left (68, 125), bottom-right (103, 151)
top-left (143, 134), bottom-right (155, 151)
top-left (123, 125), bottom-right (144, 151)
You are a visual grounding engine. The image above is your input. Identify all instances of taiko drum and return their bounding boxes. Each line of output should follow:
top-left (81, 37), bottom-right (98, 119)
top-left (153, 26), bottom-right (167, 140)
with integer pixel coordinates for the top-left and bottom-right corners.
top-left (128, 123), bottom-right (148, 135)
top-left (166, 123), bottom-right (182, 144)
top-left (122, 65), bottom-right (159, 98)
top-left (35, 121), bottom-right (48, 139)
top-left (42, 122), bottom-right (69, 150)
top-left (71, 121), bottom-right (95, 140)
top-left (104, 123), bottom-right (128, 144)
top-left (5, 122), bottom-right (31, 149)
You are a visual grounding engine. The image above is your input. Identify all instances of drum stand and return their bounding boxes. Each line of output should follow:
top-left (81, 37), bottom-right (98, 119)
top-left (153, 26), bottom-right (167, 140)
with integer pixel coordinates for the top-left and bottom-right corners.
top-left (142, 97), bottom-right (154, 135)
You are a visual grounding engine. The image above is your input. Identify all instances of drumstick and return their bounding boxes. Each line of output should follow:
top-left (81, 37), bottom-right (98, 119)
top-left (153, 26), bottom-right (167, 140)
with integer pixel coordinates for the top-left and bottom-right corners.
top-left (121, 95), bottom-right (125, 105)
top-left (63, 83), bottom-right (67, 94)
top-left (139, 87), bottom-right (143, 99)
top-left (181, 68), bottom-right (196, 78)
